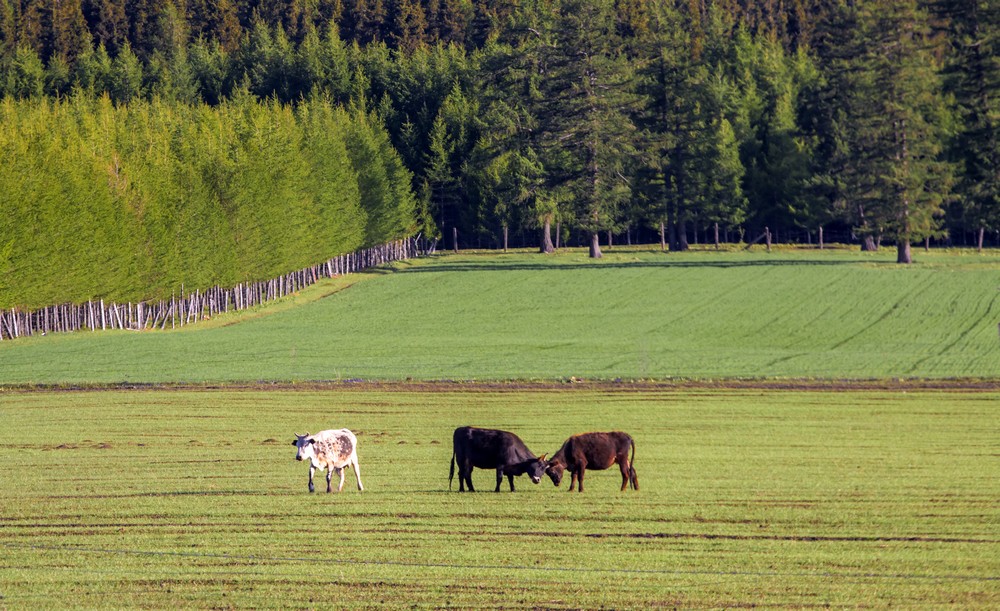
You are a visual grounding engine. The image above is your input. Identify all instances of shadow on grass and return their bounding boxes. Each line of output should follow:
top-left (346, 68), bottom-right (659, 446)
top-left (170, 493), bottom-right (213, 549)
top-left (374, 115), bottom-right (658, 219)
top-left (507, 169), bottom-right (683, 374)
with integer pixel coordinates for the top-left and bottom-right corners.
top-left (398, 256), bottom-right (887, 274)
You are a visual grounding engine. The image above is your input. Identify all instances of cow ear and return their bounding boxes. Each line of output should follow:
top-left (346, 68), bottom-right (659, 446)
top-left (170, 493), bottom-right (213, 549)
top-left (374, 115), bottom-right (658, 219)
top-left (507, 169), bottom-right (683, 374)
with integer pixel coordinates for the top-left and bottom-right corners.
top-left (291, 440), bottom-right (298, 446)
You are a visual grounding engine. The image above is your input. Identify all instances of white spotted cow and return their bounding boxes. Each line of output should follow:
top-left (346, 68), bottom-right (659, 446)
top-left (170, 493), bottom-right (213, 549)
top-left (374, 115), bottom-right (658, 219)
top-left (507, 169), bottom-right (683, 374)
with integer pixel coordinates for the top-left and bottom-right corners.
top-left (291, 429), bottom-right (364, 493)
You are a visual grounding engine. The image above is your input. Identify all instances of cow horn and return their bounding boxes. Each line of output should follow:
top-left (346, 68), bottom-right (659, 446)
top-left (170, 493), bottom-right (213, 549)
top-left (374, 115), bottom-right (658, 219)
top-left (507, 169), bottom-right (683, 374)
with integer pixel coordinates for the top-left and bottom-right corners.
top-left (538, 453), bottom-right (547, 461)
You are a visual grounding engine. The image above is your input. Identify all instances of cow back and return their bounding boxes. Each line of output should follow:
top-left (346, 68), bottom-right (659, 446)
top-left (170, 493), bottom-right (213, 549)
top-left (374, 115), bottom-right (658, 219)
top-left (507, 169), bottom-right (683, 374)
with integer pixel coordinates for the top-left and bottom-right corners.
top-left (453, 426), bottom-right (535, 469)
top-left (311, 428), bottom-right (357, 468)
top-left (563, 432), bottom-right (633, 470)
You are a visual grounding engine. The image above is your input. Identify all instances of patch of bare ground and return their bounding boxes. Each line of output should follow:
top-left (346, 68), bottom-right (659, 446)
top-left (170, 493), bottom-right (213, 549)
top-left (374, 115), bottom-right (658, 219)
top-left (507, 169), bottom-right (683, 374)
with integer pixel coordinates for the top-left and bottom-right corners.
top-left (4, 378), bottom-right (1000, 394)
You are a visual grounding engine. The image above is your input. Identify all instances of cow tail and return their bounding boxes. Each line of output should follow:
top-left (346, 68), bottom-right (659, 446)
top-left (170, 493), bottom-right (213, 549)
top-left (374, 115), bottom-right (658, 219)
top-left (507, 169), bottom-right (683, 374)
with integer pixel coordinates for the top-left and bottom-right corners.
top-left (629, 438), bottom-right (639, 490)
top-left (449, 452), bottom-right (456, 490)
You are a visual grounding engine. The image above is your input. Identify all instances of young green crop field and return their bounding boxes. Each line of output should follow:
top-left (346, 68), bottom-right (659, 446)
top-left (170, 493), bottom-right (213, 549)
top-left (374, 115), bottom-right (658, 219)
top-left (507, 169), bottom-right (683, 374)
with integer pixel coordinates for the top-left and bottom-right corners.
top-left (1, 387), bottom-right (997, 608)
top-left (2, 249), bottom-right (998, 607)
top-left (1, 248), bottom-right (1000, 384)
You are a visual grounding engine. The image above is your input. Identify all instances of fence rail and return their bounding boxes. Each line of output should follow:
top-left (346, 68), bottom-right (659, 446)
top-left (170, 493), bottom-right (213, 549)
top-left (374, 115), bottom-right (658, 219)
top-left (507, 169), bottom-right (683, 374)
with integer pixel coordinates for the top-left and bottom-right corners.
top-left (0, 237), bottom-right (425, 341)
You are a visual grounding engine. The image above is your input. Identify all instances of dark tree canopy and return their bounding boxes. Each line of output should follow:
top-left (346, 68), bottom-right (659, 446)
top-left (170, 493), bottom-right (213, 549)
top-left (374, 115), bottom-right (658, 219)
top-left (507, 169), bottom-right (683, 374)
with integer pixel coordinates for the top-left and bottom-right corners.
top-left (0, 0), bottom-right (995, 270)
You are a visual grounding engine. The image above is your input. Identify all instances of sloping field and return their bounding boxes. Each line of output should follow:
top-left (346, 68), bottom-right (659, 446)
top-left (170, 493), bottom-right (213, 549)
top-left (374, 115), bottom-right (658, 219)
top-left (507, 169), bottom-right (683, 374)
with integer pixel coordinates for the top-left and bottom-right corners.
top-left (1, 387), bottom-right (997, 607)
top-left (1, 248), bottom-right (999, 384)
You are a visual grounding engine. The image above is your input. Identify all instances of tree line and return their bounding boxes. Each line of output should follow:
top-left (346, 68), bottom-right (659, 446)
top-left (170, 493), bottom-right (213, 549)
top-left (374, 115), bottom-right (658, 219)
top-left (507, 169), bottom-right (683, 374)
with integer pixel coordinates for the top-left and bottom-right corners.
top-left (0, 93), bottom-right (418, 309)
top-left (0, 238), bottom-right (419, 339)
top-left (0, 0), bottom-right (997, 266)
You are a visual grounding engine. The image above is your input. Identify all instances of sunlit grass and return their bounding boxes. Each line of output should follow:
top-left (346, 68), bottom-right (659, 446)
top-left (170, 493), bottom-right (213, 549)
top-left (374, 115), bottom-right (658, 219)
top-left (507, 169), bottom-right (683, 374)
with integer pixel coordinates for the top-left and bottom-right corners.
top-left (1, 248), bottom-right (999, 384)
top-left (1, 387), bottom-right (997, 607)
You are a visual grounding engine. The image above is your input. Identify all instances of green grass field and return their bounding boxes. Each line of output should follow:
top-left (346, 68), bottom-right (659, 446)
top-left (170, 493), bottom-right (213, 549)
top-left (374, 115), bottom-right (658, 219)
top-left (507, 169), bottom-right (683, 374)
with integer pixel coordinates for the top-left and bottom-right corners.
top-left (2, 249), bottom-right (998, 607)
top-left (1, 387), bottom-right (997, 608)
top-left (1, 248), bottom-right (999, 384)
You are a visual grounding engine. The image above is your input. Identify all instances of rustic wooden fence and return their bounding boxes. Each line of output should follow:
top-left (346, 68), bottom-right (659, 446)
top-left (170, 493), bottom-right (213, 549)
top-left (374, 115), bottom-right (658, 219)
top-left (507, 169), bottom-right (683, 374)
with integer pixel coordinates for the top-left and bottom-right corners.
top-left (0, 237), bottom-right (425, 340)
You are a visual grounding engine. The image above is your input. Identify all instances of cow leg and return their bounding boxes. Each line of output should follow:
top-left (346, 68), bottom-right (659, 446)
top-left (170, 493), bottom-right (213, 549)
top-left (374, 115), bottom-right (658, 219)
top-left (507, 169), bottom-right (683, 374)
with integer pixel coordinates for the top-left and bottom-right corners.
top-left (576, 467), bottom-right (585, 493)
top-left (619, 459), bottom-right (630, 491)
top-left (569, 470), bottom-right (577, 492)
top-left (308, 466), bottom-right (316, 493)
top-left (462, 464), bottom-right (475, 492)
top-left (326, 468), bottom-right (334, 493)
top-left (494, 468), bottom-right (503, 492)
top-left (352, 457), bottom-right (364, 491)
top-left (507, 474), bottom-right (516, 492)
top-left (336, 467), bottom-right (346, 492)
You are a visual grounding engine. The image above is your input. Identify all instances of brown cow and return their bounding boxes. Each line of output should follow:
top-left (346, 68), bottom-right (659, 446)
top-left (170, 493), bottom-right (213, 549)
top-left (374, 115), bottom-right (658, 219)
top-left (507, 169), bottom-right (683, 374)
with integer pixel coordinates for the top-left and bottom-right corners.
top-left (545, 432), bottom-right (638, 493)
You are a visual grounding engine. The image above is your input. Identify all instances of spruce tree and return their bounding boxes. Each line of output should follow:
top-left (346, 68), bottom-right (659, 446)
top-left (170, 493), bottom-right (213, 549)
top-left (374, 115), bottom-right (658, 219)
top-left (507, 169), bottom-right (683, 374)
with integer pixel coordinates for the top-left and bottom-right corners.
top-left (474, 1), bottom-right (556, 253)
top-left (635, 2), bottom-right (744, 251)
top-left (852, 0), bottom-right (952, 262)
top-left (810, 0), bottom-right (951, 261)
top-left (540, 0), bottom-right (636, 258)
top-left (937, 0), bottom-right (999, 250)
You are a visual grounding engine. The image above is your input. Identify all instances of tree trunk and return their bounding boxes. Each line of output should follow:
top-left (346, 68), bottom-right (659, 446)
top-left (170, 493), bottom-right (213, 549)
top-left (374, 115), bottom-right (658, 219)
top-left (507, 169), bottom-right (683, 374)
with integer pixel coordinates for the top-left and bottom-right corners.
top-left (607, 230), bottom-right (613, 249)
top-left (714, 222), bottom-right (720, 249)
top-left (540, 216), bottom-right (554, 253)
top-left (589, 232), bottom-right (602, 258)
top-left (502, 225), bottom-right (509, 253)
top-left (765, 226), bottom-right (771, 252)
top-left (677, 219), bottom-right (689, 251)
top-left (819, 226), bottom-right (824, 250)
top-left (452, 227), bottom-right (458, 253)
top-left (897, 240), bottom-right (912, 264)
top-left (977, 227), bottom-right (985, 253)
top-left (556, 221), bottom-right (561, 249)
top-left (861, 235), bottom-right (878, 251)
top-left (659, 221), bottom-right (666, 252)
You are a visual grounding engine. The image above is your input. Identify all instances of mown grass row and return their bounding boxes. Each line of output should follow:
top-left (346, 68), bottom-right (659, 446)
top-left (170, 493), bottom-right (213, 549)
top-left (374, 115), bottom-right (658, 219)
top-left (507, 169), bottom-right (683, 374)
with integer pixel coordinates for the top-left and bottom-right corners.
top-left (1, 387), bottom-right (997, 607)
top-left (1, 248), bottom-right (998, 384)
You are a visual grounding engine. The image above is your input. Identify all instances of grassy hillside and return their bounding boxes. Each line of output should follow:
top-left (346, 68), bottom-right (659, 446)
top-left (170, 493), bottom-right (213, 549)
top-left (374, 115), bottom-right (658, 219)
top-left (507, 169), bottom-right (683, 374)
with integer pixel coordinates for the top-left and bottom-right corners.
top-left (1, 248), bottom-right (999, 384)
top-left (1, 387), bottom-right (997, 607)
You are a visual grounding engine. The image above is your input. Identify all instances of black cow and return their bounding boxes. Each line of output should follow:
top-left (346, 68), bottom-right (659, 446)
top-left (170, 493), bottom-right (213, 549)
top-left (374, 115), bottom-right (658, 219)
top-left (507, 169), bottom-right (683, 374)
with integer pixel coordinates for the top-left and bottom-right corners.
top-left (546, 431), bottom-right (638, 493)
top-left (449, 426), bottom-right (548, 492)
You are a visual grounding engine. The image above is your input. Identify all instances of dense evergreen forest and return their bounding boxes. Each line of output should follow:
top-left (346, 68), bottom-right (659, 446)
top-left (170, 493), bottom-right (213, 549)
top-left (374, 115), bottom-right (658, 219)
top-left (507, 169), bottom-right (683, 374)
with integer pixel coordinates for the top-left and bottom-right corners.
top-left (0, 0), bottom-right (997, 305)
top-left (0, 95), bottom-right (416, 308)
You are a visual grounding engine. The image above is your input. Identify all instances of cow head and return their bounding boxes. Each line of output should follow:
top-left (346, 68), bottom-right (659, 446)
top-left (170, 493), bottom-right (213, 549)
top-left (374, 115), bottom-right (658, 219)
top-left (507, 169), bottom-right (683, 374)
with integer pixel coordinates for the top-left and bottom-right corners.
top-left (545, 458), bottom-right (566, 486)
top-left (292, 433), bottom-right (315, 461)
top-left (526, 454), bottom-right (548, 484)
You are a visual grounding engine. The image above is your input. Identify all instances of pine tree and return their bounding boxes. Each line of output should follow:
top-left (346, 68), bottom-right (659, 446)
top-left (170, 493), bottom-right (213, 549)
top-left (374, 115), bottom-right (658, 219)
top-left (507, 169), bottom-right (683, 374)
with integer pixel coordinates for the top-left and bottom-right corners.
top-left (110, 41), bottom-right (143, 102)
top-left (388, 0), bottom-right (427, 52)
top-left (474, 0), bottom-right (558, 253)
top-left (4, 46), bottom-right (46, 98)
top-left (0, 0), bottom-right (15, 59)
top-left (82, 0), bottom-right (129, 55)
top-left (635, 1), bottom-right (742, 251)
top-left (540, 0), bottom-right (636, 258)
top-left (189, 38), bottom-right (229, 104)
top-left (849, 0), bottom-right (953, 262)
top-left (936, 0), bottom-right (999, 251)
top-left (72, 42), bottom-right (114, 93)
top-left (808, 0), bottom-right (952, 260)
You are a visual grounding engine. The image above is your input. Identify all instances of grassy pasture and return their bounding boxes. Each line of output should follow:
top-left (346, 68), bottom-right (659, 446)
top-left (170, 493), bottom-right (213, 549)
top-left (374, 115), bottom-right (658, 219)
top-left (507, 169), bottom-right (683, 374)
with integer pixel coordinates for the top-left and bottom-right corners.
top-left (1, 387), bottom-right (997, 608)
top-left (1, 248), bottom-right (999, 384)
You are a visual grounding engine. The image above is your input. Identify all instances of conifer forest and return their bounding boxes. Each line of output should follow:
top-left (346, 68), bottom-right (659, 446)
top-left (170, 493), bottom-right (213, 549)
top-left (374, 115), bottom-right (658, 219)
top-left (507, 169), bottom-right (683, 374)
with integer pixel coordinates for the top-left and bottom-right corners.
top-left (0, 0), bottom-right (997, 307)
